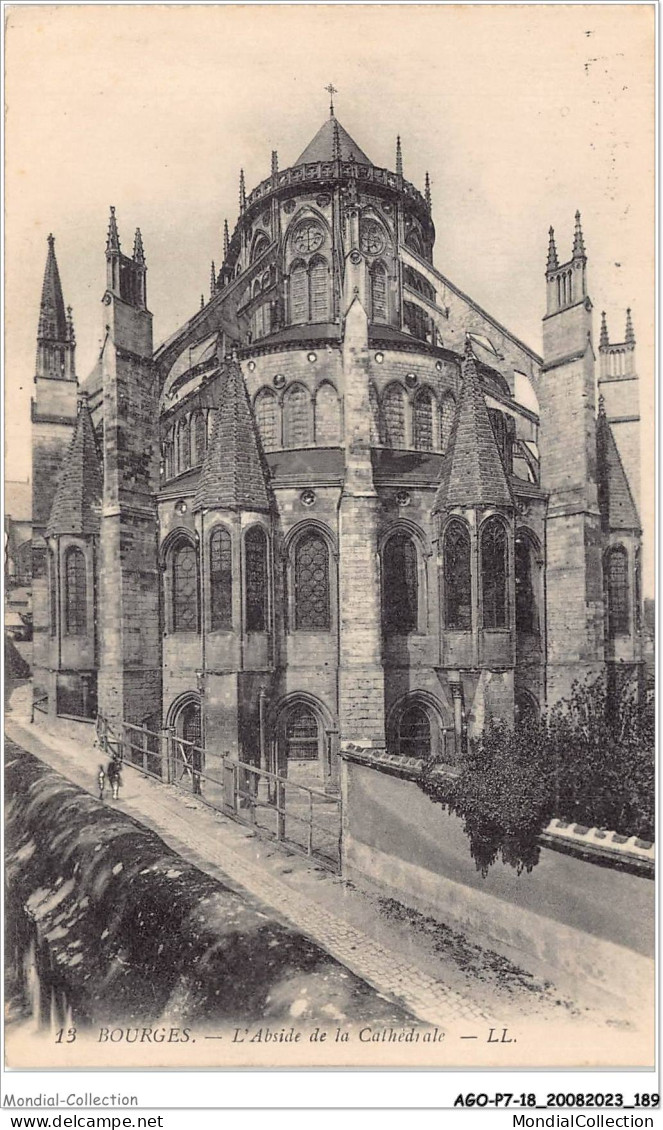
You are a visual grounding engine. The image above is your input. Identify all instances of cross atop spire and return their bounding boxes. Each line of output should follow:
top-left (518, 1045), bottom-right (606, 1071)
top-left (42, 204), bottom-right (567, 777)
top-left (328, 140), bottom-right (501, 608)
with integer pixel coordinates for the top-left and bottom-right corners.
top-left (625, 307), bottom-right (635, 345)
top-left (396, 135), bottom-right (403, 176)
top-left (572, 210), bottom-right (586, 259)
top-left (325, 82), bottom-right (338, 117)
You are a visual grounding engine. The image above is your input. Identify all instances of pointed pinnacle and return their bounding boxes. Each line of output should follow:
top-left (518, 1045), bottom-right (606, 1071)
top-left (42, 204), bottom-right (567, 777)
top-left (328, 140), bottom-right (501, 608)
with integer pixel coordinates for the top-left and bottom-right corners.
top-left (599, 311), bottom-right (609, 348)
top-left (200, 294), bottom-right (205, 310)
top-left (396, 136), bottom-right (403, 177)
top-left (210, 261), bottom-right (216, 299)
top-left (425, 171), bottom-right (432, 209)
top-left (625, 307), bottom-right (635, 345)
top-left (598, 393), bottom-right (606, 416)
top-left (106, 205), bottom-right (120, 253)
top-left (546, 226), bottom-right (559, 272)
top-left (239, 169), bottom-right (246, 212)
top-left (572, 210), bottom-right (586, 259)
top-left (271, 149), bottom-right (278, 176)
top-left (47, 233), bottom-right (55, 250)
top-left (223, 219), bottom-right (230, 258)
top-left (133, 227), bottom-right (145, 263)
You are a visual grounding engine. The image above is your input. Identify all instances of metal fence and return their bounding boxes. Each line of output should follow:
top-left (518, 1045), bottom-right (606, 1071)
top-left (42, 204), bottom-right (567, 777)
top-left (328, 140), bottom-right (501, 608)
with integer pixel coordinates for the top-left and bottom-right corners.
top-left (96, 716), bottom-right (341, 872)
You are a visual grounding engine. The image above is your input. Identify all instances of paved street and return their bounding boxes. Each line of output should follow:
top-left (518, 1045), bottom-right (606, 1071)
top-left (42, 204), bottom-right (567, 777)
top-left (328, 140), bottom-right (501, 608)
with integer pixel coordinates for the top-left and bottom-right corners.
top-left (5, 685), bottom-right (626, 1045)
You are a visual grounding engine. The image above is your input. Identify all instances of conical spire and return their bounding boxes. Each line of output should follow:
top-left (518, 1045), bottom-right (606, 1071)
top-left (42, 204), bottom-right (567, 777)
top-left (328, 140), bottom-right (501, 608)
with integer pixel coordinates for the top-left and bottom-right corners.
top-left (133, 227), bottom-right (145, 263)
top-left (396, 135), bottom-right (403, 176)
top-left (596, 406), bottom-right (640, 531)
top-left (194, 362), bottom-right (271, 513)
top-left (599, 311), bottom-right (609, 349)
top-left (294, 116), bottom-right (372, 167)
top-left (210, 261), bottom-right (216, 299)
top-left (271, 149), bottom-right (278, 176)
top-left (572, 210), bottom-right (586, 259)
top-left (223, 219), bottom-right (230, 258)
top-left (37, 234), bottom-right (68, 342)
top-left (46, 397), bottom-right (103, 537)
top-left (239, 169), bottom-right (246, 212)
top-left (106, 206), bottom-right (120, 253)
top-left (625, 307), bottom-right (635, 345)
top-left (546, 227), bottom-right (559, 272)
top-left (425, 172), bottom-right (431, 210)
top-left (433, 340), bottom-right (513, 512)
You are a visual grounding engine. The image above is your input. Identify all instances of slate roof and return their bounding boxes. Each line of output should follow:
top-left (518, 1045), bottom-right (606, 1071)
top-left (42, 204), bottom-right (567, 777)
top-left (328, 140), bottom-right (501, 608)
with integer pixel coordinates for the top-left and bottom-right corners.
top-left (46, 401), bottom-right (103, 537)
top-left (38, 235), bottom-right (68, 342)
top-left (596, 408), bottom-right (640, 531)
top-left (294, 116), bottom-right (372, 167)
top-left (194, 362), bottom-right (271, 512)
top-left (433, 342), bottom-right (513, 512)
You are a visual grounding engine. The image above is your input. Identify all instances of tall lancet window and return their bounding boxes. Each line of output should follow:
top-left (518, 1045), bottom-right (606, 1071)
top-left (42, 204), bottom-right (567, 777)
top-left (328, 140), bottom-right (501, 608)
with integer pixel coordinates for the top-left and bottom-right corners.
top-left (309, 257), bottom-right (330, 322)
top-left (254, 388), bottom-right (279, 452)
top-left (283, 383), bottom-right (312, 448)
top-left (413, 388), bottom-right (434, 451)
top-left (382, 532), bottom-right (418, 634)
top-left (314, 382), bottom-right (341, 445)
top-left (65, 547), bottom-right (87, 636)
top-left (370, 262), bottom-right (388, 323)
top-left (245, 526), bottom-right (268, 632)
top-left (290, 261), bottom-right (308, 325)
top-left (48, 547), bottom-right (57, 636)
top-left (481, 518), bottom-right (508, 629)
top-left (172, 541), bottom-right (198, 632)
top-left (294, 532), bottom-right (330, 630)
top-left (383, 384), bottom-right (407, 449)
top-left (209, 527), bottom-right (232, 631)
top-left (443, 520), bottom-right (472, 630)
top-left (192, 412), bottom-right (207, 466)
top-left (606, 546), bottom-right (629, 637)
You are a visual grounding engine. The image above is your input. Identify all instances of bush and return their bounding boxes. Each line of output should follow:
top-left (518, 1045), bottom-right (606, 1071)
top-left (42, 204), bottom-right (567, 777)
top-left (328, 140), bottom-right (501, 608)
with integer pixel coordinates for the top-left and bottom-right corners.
top-left (418, 674), bottom-right (654, 876)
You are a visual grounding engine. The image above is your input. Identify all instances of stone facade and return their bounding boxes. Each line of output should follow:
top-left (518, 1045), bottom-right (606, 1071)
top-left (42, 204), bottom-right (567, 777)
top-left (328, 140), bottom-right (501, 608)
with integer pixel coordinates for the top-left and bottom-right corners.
top-left (30, 112), bottom-right (643, 786)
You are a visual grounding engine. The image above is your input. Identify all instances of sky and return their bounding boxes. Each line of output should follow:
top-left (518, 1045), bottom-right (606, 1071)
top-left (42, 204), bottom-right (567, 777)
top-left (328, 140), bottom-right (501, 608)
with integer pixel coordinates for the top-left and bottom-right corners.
top-left (4, 3), bottom-right (655, 591)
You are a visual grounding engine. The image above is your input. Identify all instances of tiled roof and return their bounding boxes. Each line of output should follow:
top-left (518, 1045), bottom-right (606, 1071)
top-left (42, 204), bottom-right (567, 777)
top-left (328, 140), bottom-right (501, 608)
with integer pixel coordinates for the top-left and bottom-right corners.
top-left (294, 116), bottom-right (372, 167)
top-left (193, 362), bottom-right (271, 512)
top-left (38, 235), bottom-right (68, 342)
top-left (596, 409), bottom-right (640, 531)
top-left (433, 343), bottom-right (513, 512)
top-left (46, 401), bottom-right (103, 537)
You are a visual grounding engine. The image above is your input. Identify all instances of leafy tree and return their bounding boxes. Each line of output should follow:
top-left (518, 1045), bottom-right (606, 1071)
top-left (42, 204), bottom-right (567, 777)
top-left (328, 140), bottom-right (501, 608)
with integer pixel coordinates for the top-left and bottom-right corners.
top-left (418, 674), bottom-right (654, 876)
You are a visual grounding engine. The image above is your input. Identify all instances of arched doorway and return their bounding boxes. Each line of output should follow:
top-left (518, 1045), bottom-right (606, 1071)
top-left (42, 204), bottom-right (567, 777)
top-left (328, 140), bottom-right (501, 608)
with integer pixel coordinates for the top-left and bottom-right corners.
top-left (398, 703), bottom-right (431, 759)
top-left (170, 695), bottom-right (203, 794)
top-left (282, 701), bottom-right (322, 786)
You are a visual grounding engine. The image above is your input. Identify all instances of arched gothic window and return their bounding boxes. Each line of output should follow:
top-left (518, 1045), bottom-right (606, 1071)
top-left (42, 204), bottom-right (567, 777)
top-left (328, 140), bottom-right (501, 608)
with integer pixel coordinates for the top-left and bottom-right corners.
top-left (209, 527), bottom-right (232, 631)
top-left (286, 703), bottom-right (319, 761)
top-left (192, 412), bottom-right (207, 466)
top-left (65, 547), bottom-right (87, 636)
top-left (283, 383), bottom-right (312, 448)
top-left (254, 389), bottom-right (279, 451)
top-left (48, 547), bottom-right (57, 636)
top-left (370, 262), bottom-right (388, 323)
top-left (383, 532), bottom-right (418, 633)
top-left (369, 383), bottom-right (384, 446)
top-left (405, 231), bottom-right (423, 257)
top-left (440, 393), bottom-right (456, 452)
top-left (481, 518), bottom-right (508, 629)
top-left (515, 534), bottom-right (538, 634)
top-left (443, 520), bottom-right (472, 630)
top-left (245, 527), bottom-right (268, 632)
top-left (606, 546), bottom-right (629, 637)
top-left (309, 256), bottom-right (330, 322)
top-left (383, 384), bottom-right (407, 449)
top-left (398, 704), bottom-right (431, 759)
top-left (413, 387), bottom-right (434, 451)
top-left (289, 261), bottom-right (308, 325)
top-left (172, 541), bottom-right (198, 632)
top-left (251, 233), bottom-right (270, 263)
top-left (294, 531), bottom-right (330, 630)
top-left (314, 382), bottom-right (341, 445)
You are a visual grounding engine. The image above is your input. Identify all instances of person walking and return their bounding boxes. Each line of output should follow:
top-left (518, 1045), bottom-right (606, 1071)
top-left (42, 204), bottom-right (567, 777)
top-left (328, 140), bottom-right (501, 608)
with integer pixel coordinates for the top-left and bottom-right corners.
top-left (97, 764), bottom-right (106, 801)
top-left (107, 758), bottom-right (122, 801)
